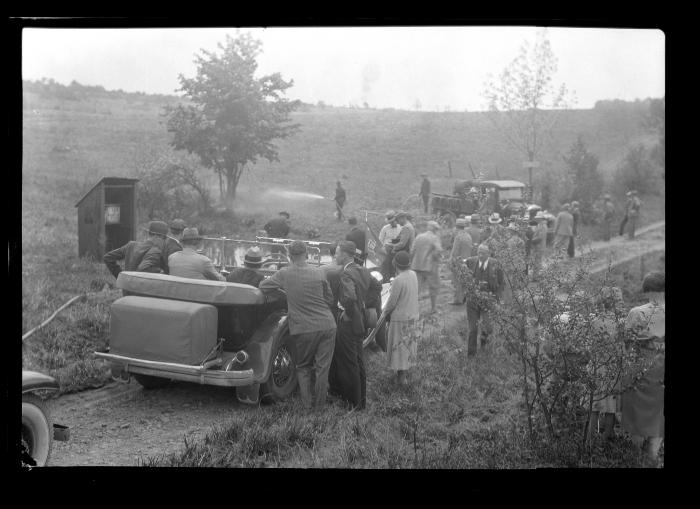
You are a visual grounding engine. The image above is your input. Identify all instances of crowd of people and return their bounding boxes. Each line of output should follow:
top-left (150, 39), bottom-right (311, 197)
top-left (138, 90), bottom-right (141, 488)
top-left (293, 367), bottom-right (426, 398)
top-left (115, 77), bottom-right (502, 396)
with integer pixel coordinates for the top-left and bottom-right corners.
top-left (101, 182), bottom-right (661, 464)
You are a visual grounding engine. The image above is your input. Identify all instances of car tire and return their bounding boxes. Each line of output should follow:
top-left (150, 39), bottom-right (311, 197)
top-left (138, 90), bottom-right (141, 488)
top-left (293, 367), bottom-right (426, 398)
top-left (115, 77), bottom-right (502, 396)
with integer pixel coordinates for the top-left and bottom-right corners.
top-left (260, 334), bottom-right (297, 404)
top-left (21, 394), bottom-right (53, 467)
top-left (133, 374), bottom-right (170, 390)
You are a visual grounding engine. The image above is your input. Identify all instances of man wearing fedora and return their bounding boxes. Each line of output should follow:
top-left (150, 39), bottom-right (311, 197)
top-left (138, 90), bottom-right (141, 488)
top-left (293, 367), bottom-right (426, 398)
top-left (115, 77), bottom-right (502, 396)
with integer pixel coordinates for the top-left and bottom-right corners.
top-left (466, 214), bottom-right (484, 256)
top-left (419, 174), bottom-right (431, 213)
top-left (483, 212), bottom-right (506, 257)
top-left (378, 210), bottom-right (401, 279)
top-left (168, 228), bottom-right (225, 281)
top-left (602, 194), bottom-right (616, 241)
top-left (463, 243), bottom-right (504, 356)
top-left (226, 247), bottom-right (266, 287)
top-left (162, 218), bottom-right (186, 273)
top-left (449, 217), bottom-right (473, 305)
top-left (260, 240), bottom-right (337, 410)
top-left (553, 204), bottom-right (574, 257)
top-left (103, 220), bottom-right (169, 279)
top-left (410, 221), bottom-right (443, 315)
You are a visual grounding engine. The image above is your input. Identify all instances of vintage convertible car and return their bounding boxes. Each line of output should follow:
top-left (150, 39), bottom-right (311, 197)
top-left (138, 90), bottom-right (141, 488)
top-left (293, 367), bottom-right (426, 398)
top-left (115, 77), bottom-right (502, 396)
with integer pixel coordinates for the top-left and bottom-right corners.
top-left (95, 243), bottom-right (389, 405)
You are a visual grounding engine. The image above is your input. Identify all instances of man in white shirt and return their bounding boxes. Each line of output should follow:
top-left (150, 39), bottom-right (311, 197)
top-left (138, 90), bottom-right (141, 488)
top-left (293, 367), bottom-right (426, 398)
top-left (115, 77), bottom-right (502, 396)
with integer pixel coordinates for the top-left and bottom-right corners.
top-left (378, 210), bottom-right (402, 280)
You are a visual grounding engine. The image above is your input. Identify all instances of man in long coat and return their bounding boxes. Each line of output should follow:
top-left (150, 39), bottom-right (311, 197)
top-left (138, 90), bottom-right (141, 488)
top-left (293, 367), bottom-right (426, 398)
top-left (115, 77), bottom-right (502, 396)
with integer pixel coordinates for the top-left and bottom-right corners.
top-left (464, 244), bottom-right (504, 356)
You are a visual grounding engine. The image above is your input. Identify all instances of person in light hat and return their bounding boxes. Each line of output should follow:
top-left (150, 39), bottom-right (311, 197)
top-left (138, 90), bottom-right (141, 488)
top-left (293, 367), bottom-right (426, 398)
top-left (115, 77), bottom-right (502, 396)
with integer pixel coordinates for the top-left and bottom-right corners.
top-left (488, 212), bottom-right (503, 225)
top-left (226, 246), bottom-right (266, 287)
top-left (103, 220), bottom-right (169, 279)
top-left (410, 220), bottom-right (442, 315)
top-left (383, 250), bottom-right (420, 385)
top-left (379, 210), bottom-right (401, 279)
top-left (449, 217), bottom-right (473, 305)
top-left (168, 228), bottom-right (225, 281)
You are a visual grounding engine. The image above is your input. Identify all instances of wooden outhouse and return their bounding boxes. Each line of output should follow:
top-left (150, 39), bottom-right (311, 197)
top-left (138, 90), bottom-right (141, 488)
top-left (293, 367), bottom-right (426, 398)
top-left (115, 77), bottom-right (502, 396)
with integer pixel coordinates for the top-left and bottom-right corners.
top-left (75, 177), bottom-right (139, 260)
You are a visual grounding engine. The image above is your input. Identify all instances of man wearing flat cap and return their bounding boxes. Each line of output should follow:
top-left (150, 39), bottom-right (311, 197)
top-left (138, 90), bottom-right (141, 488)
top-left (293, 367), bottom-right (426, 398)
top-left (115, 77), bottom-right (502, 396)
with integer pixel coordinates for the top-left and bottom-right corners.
top-left (259, 240), bottom-right (338, 410)
top-left (168, 228), bottom-right (225, 281)
top-left (103, 220), bottom-right (169, 279)
top-left (410, 221), bottom-right (443, 315)
top-left (162, 218), bottom-right (186, 273)
top-left (226, 246), bottom-right (266, 287)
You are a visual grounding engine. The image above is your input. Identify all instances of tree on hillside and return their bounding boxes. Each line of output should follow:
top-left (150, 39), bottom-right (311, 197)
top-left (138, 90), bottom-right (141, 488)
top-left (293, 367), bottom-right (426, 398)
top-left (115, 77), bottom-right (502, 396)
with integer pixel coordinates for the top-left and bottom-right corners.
top-left (613, 144), bottom-right (660, 195)
top-left (482, 28), bottom-right (574, 206)
top-left (563, 135), bottom-right (603, 223)
top-left (165, 32), bottom-right (301, 208)
top-left (644, 97), bottom-right (665, 177)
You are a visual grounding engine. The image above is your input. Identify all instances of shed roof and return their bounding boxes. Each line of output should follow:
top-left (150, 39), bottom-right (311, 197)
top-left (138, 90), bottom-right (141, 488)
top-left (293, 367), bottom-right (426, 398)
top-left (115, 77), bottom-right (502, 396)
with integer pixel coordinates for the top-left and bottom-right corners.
top-left (75, 177), bottom-right (140, 207)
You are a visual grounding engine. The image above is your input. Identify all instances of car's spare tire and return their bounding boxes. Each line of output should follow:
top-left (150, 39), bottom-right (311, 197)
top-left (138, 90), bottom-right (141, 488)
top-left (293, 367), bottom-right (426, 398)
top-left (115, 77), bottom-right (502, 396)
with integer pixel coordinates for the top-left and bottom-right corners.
top-left (133, 374), bottom-right (170, 390)
top-left (21, 394), bottom-right (53, 467)
top-left (260, 334), bottom-right (297, 404)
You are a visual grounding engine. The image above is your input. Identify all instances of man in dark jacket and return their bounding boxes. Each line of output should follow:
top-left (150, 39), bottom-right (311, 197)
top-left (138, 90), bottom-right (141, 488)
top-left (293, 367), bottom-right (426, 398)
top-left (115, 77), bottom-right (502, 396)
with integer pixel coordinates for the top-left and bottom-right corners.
top-left (103, 221), bottom-right (168, 279)
top-left (226, 246), bottom-right (266, 288)
top-left (464, 243), bottom-right (505, 356)
top-left (328, 240), bottom-right (382, 410)
top-left (264, 211), bottom-right (291, 238)
top-left (162, 218), bottom-right (186, 273)
top-left (345, 217), bottom-right (367, 264)
top-left (419, 174), bottom-right (431, 213)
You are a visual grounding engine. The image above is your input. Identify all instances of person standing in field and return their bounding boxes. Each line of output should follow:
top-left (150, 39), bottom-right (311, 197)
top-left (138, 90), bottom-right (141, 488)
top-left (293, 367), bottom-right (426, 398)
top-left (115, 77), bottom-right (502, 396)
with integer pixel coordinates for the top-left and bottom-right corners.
top-left (553, 204), bottom-right (574, 257)
top-left (391, 211), bottom-right (415, 256)
top-left (619, 191), bottom-right (633, 237)
top-left (466, 214), bottom-right (484, 256)
top-left (419, 174), bottom-right (431, 213)
top-left (529, 212), bottom-right (548, 281)
top-left (602, 194), bottom-right (616, 242)
top-left (410, 220), bottom-right (443, 315)
top-left (103, 220), bottom-right (169, 279)
top-left (168, 228), bottom-right (225, 281)
top-left (463, 244), bottom-right (504, 356)
top-left (328, 240), bottom-right (383, 410)
top-left (378, 210), bottom-right (402, 280)
top-left (382, 251), bottom-right (420, 386)
top-left (259, 240), bottom-right (337, 410)
top-left (567, 201), bottom-right (581, 258)
top-left (449, 217), bottom-right (473, 305)
top-left (334, 181), bottom-right (346, 222)
top-left (621, 271), bottom-right (665, 465)
top-left (626, 190), bottom-right (642, 239)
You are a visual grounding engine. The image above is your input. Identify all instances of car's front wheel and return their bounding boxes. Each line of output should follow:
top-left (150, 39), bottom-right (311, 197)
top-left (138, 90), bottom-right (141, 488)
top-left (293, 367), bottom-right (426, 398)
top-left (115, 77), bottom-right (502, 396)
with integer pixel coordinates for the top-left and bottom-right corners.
top-left (260, 334), bottom-right (297, 404)
top-left (21, 394), bottom-right (53, 467)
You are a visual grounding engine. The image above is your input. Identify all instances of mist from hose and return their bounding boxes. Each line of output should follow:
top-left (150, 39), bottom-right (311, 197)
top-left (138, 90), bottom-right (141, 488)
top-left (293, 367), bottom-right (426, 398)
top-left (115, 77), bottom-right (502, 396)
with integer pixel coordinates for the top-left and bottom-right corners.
top-left (262, 189), bottom-right (328, 201)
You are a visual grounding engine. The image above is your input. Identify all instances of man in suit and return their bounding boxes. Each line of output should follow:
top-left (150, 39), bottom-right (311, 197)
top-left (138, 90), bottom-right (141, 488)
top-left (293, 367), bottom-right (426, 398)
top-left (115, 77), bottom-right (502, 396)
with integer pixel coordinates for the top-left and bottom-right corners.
top-left (168, 228), bottom-right (225, 281)
top-left (328, 240), bottom-right (382, 410)
top-left (345, 216), bottom-right (367, 264)
top-left (103, 220), bottom-right (169, 279)
top-left (450, 217), bottom-right (473, 305)
top-left (466, 214), bottom-right (484, 256)
top-left (553, 204), bottom-right (574, 257)
top-left (464, 243), bottom-right (504, 356)
top-left (162, 218), bottom-right (186, 273)
top-left (410, 220), bottom-right (443, 315)
top-left (226, 246), bottom-right (266, 287)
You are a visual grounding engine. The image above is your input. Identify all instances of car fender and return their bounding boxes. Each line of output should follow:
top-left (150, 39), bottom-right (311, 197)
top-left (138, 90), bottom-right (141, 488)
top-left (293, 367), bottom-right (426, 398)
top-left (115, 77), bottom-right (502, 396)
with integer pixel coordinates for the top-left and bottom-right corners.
top-left (22, 371), bottom-right (59, 394)
top-left (241, 311), bottom-right (289, 384)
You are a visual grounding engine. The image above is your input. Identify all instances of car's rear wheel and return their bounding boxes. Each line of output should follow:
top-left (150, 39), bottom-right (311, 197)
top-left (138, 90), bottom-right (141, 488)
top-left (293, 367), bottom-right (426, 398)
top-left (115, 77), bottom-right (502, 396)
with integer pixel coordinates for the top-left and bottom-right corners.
top-left (133, 374), bottom-right (170, 390)
top-left (261, 334), bottom-right (297, 404)
top-left (21, 394), bottom-right (53, 467)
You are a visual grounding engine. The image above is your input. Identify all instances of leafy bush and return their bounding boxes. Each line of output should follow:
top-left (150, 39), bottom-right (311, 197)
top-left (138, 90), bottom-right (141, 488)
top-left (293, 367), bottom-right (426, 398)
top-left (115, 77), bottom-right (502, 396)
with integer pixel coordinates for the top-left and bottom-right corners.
top-left (613, 144), bottom-right (662, 196)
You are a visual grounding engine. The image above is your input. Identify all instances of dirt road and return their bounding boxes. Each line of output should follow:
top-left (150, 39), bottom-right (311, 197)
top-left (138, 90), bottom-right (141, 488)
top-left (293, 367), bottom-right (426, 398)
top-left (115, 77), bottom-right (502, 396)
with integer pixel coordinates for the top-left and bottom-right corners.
top-left (47, 222), bottom-right (664, 467)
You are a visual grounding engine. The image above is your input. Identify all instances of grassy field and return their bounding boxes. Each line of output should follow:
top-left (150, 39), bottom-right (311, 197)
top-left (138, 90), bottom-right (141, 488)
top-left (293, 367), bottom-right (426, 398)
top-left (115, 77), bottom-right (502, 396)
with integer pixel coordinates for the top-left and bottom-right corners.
top-left (21, 85), bottom-right (664, 466)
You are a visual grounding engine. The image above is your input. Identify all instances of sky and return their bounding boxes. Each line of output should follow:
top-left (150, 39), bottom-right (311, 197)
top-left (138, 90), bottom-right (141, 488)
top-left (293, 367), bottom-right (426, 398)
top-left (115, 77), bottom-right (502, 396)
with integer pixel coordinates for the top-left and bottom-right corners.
top-left (21, 26), bottom-right (665, 112)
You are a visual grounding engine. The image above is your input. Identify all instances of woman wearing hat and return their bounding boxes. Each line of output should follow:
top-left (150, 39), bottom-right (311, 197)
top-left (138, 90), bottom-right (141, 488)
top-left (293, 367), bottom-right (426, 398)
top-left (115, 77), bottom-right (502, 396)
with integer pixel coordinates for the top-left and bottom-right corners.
top-left (622, 272), bottom-right (665, 465)
top-left (168, 228), bottom-right (225, 281)
top-left (226, 247), bottom-right (266, 287)
top-left (381, 251), bottom-right (420, 385)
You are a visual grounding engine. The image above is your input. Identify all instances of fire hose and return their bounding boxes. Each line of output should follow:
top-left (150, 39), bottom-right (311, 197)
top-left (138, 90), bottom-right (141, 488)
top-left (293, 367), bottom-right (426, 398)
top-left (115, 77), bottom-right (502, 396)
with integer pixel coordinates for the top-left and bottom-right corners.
top-left (22, 294), bottom-right (88, 342)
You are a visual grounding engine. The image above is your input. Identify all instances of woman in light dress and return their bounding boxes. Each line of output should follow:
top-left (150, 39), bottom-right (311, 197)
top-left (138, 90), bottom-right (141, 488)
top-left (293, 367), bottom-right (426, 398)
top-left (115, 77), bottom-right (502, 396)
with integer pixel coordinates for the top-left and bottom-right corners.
top-left (382, 250), bottom-right (420, 385)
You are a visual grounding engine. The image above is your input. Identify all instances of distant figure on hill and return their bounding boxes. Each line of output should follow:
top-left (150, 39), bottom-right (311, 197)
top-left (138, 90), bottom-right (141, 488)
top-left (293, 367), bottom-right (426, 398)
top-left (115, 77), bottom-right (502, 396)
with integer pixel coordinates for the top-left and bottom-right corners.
top-left (168, 228), bottom-right (225, 281)
top-left (334, 181), bottom-right (346, 222)
top-left (602, 194), bottom-right (615, 241)
top-left (553, 204), bottom-right (574, 257)
top-left (103, 220), bottom-right (168, 279)
top-left (419, 174), bottom-right (431, 213)
top-left (567, 201), bottom-right (581, 258)
top-left (264, 211), bottom-right (291, 238)
top-left (625, 190), bottom-right (642, 239)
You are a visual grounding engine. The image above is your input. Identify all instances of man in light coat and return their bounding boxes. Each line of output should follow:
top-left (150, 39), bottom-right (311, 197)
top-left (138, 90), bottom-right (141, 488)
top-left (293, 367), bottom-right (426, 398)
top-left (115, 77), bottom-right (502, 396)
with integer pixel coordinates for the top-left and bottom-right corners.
top-left (553, 204), bottom-right (574, 256)
top-left (449, 217), bottom-right (473, 305)
top-left (466, 215), bottom-right (484, 256)
top-left (391, 211), bottom-right (415, 256)
top-left (168, 228), bottom-right (225, 281)
top-left (410, 220), bottom-right (442, 315)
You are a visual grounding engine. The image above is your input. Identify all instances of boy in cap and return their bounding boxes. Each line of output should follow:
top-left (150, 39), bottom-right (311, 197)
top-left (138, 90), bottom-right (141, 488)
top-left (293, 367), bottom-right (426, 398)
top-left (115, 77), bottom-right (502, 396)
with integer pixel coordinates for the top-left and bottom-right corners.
top-left (410, 221), bottom-right (443, 315)
top-left (103, 220), bottom-right (169, 279)
top-left (259, 240), bottom-right (337, 410)
top-left (168, 228), bottom-right (225, 281)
